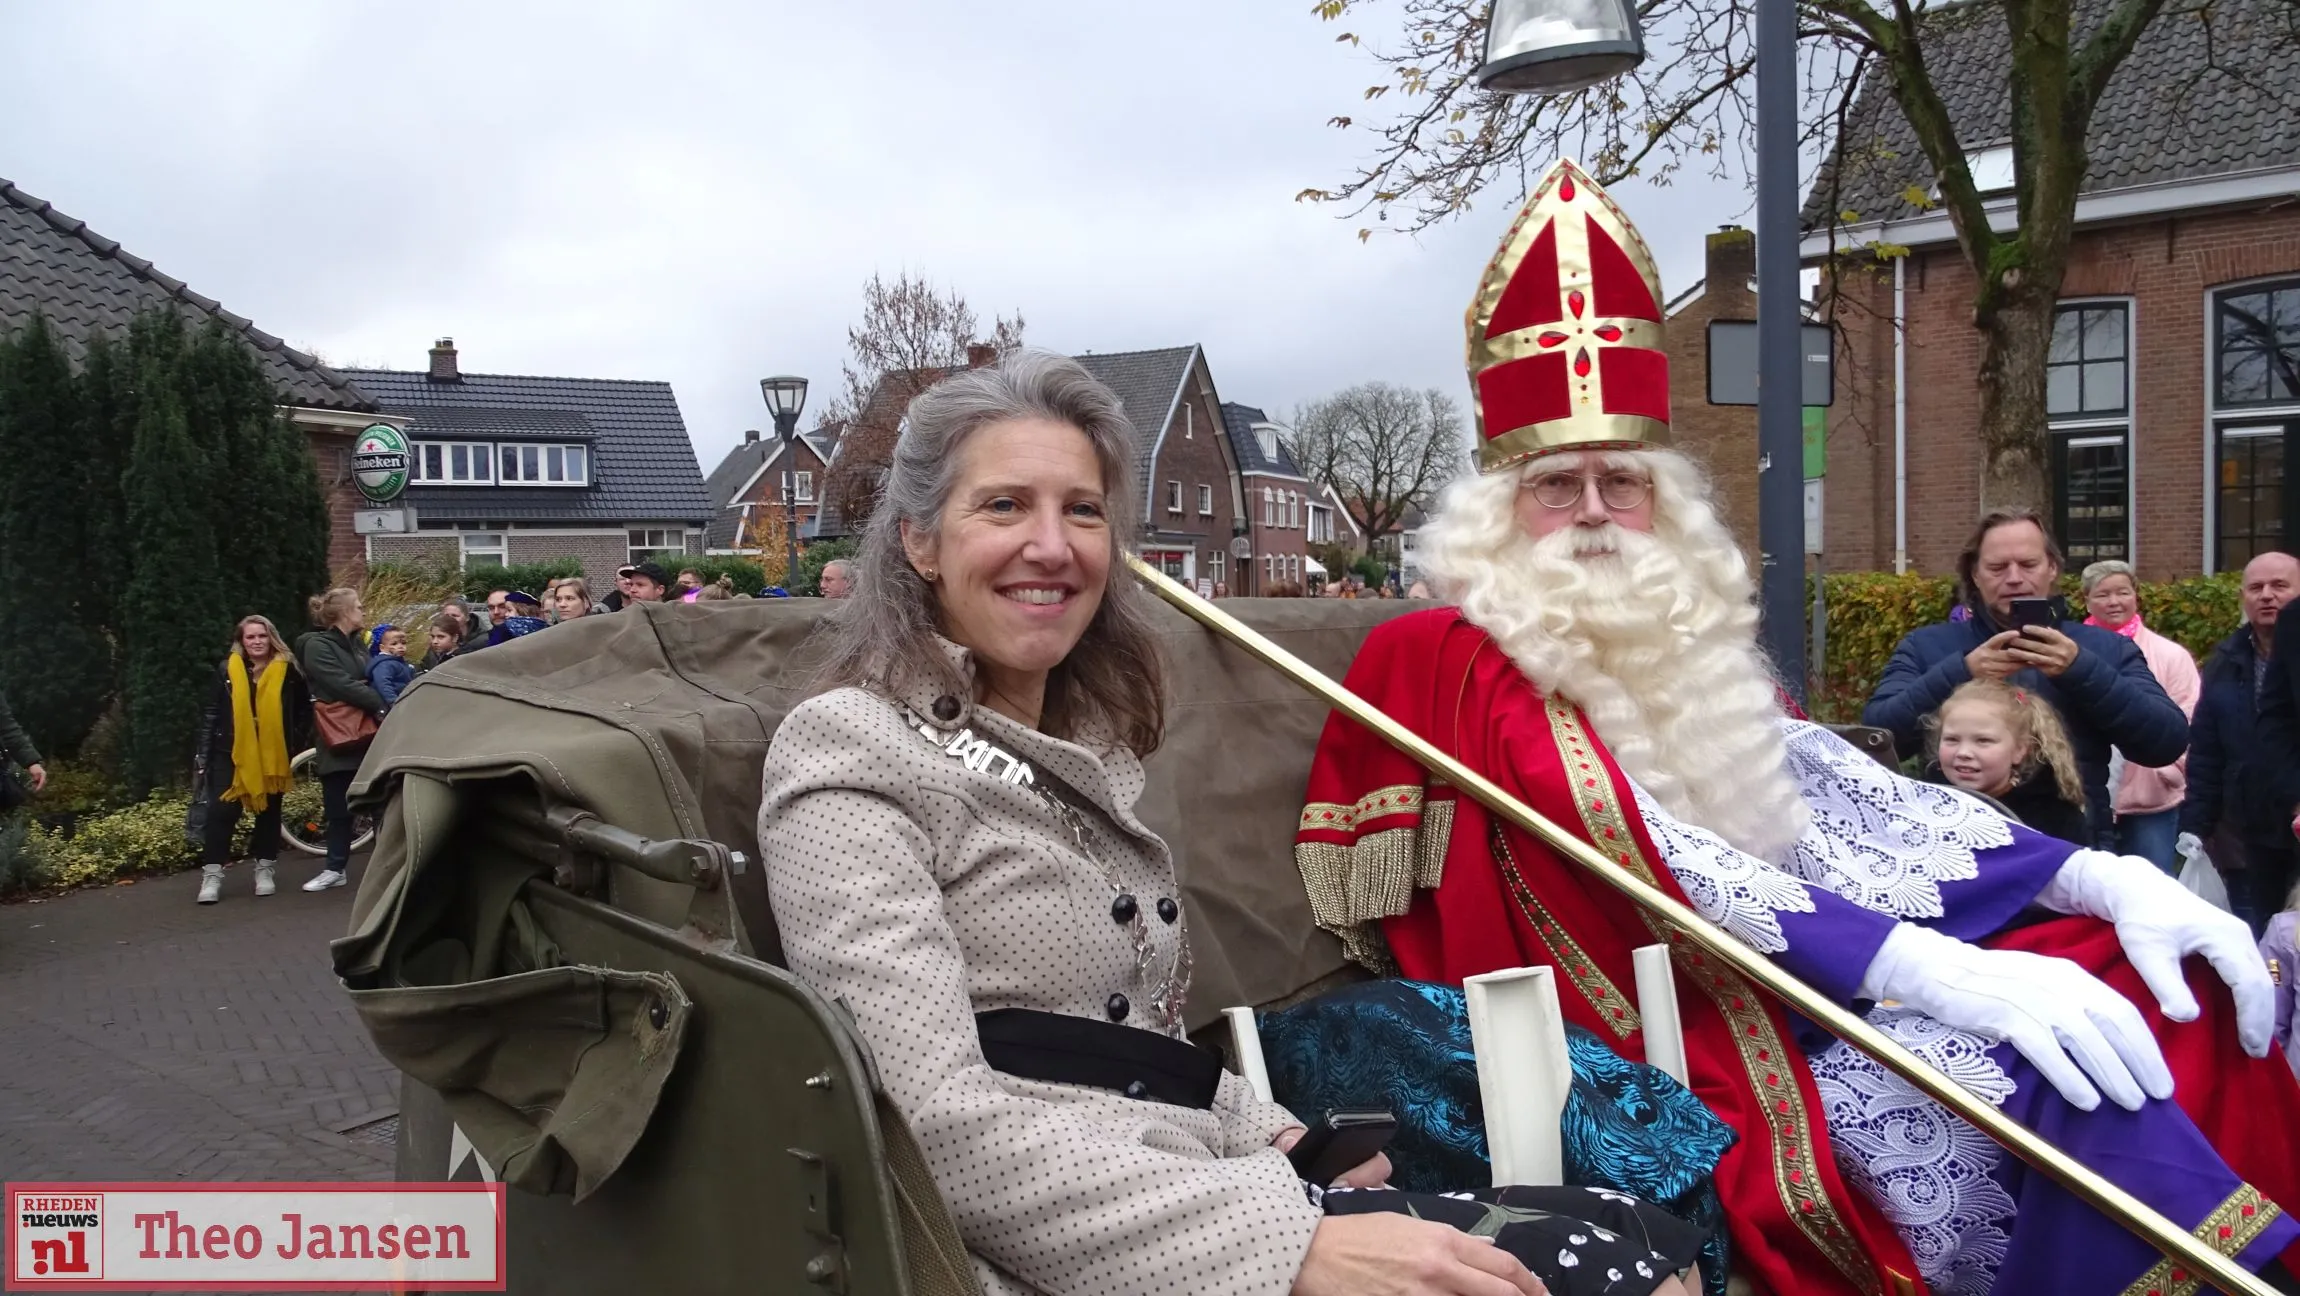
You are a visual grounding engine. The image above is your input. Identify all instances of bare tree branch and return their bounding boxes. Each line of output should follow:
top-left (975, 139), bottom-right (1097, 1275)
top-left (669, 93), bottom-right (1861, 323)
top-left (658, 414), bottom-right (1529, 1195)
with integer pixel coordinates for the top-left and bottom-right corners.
top-left (817, 270), bottom-right (1024, 523)
top-left (1289, 383), bottom-right (1470, 546)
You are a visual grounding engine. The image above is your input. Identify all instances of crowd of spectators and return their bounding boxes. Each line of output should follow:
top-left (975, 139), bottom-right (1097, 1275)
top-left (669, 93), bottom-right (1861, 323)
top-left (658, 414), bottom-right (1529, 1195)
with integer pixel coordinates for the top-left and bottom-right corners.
top-left (1862, 511), bottom-right (2299, 961)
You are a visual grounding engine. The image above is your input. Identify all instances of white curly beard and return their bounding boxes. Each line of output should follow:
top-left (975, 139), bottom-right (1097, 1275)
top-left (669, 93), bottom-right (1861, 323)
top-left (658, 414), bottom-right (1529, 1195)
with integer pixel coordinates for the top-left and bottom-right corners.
top-left (1418, 452), bottom-right (1810, 861)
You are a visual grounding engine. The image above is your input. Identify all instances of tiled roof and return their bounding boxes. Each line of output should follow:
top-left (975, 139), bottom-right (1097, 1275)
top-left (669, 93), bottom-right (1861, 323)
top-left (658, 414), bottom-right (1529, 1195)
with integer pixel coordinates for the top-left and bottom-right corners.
top-left (700, 431), bottom-right (835, 549)
top-left (1806, 0), bottom-right (2300, 231)
top-left (341, 365), bottom-right (709, 525)
top-left (701, 434), bottom-right (775, 549)
top-left (1220, 401), bottom-right (1307, 479)
top-left (801, 498), bottom-right (853, 541)
top-left (1072, 346), bottom-right (1197, 489)
top-left (403, 407), bottom-right (595, 440)
top-left (0, 178), bottom-right (369, 411)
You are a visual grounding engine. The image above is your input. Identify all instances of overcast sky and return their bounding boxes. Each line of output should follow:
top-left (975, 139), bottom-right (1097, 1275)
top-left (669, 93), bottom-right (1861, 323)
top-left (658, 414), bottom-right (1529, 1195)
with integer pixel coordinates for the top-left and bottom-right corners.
top-left (1, 1), bottom-right (1755, 474)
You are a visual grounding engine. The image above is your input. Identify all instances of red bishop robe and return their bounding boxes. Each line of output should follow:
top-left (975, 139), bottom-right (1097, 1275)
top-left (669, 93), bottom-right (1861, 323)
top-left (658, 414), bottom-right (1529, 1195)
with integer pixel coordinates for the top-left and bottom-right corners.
top-left (1294, 608), bottom-right (2300, 1296)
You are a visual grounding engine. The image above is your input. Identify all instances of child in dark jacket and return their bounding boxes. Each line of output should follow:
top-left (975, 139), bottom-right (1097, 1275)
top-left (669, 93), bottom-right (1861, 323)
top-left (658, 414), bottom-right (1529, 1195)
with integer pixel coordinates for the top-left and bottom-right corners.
top-left (1923, 678), bottom-right (2091, 845)
top-left (366, 625), bottom-right (415, 706)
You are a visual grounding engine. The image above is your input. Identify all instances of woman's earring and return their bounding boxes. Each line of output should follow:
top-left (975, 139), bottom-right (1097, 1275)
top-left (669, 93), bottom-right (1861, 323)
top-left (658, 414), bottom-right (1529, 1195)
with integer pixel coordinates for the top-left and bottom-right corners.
top-left (921, 567), bottom-right (938, 583)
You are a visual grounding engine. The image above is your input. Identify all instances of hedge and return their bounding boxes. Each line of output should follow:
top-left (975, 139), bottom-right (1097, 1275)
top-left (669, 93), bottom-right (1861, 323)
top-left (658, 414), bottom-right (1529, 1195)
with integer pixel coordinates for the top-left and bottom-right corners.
top-left (2, 792), bottom-right (207, 894)
top-left (1809, 570), bottom-right (2245, 724)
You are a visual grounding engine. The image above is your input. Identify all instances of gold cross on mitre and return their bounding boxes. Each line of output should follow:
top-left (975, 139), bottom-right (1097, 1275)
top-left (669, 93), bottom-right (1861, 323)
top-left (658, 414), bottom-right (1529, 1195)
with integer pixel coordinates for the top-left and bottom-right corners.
top-left (1464, 158), bottom-right (1673, 474)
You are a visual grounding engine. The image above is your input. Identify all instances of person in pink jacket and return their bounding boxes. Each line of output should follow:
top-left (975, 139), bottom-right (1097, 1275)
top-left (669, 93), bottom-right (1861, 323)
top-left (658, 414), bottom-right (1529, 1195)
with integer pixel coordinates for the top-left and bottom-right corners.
top-left (2083, 560), bottom-right (2201, 872)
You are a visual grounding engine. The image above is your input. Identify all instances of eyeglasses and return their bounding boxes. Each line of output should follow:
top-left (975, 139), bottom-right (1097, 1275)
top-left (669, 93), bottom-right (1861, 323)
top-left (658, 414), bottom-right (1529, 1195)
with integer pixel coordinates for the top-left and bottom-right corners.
top-left (1523, 469), bottom-right (1653, 511)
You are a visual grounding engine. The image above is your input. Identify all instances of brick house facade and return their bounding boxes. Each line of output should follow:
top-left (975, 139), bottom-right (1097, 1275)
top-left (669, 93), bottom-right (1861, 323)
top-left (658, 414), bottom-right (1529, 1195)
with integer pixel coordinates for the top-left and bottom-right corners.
top-left (1075, 347), bottom-right (1243, 591)
top-left (345, 341), bottom-right (711, 583)
top-left (702, 426), bottom-right (835, 562)
top-left (1805, 0), bottom-right (2300, 578)
top-left (1822, 207), bottom-right (2300, 577)
top-left (1220, 402), bottom-right (1312, 594)
top-left (1662, 227), bottom-right (1764, 562)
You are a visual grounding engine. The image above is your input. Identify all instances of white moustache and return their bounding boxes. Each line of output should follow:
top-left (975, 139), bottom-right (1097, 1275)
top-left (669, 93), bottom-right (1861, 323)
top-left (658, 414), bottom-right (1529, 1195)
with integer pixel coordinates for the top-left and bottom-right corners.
top-left (1532, 522), bottom-right (1634, 560)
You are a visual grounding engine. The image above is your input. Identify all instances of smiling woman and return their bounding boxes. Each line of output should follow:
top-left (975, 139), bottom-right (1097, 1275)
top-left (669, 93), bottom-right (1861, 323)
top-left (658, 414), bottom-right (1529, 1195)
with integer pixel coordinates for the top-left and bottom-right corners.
top-left (807, 348), bottom-right (1163, 750)
top-left (758, 351), bottom-right (1704, 1296)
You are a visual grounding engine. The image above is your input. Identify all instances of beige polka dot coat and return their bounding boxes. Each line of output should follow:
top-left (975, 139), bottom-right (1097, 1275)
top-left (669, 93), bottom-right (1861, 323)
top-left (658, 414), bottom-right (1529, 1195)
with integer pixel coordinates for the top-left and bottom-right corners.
top-left (759, 661), bottom-right (1323, 1296)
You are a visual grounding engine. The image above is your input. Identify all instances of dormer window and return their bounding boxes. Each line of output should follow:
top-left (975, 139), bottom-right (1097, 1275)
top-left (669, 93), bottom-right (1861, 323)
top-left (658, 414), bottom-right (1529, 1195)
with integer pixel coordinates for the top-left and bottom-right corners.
top-left (1932, 144), bottom-right (2015, 200)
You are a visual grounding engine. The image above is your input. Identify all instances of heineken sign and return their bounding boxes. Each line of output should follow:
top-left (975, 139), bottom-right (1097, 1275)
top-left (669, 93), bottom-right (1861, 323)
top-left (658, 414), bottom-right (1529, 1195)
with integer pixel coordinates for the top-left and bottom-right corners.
top-left (351, 424), bottom-right (411, 504)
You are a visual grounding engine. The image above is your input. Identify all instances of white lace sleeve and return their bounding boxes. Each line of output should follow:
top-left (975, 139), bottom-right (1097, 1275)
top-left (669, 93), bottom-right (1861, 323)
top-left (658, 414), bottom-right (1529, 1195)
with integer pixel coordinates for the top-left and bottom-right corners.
top-left (1778, 722), bottom-right (2014, 920)
top-left (1627, 781), bottom-right (1817, 953)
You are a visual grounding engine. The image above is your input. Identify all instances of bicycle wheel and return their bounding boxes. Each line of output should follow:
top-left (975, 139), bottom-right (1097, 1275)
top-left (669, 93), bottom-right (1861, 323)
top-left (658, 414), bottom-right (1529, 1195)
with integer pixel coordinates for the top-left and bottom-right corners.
top-left (279, 748), bottom-right (378, 856)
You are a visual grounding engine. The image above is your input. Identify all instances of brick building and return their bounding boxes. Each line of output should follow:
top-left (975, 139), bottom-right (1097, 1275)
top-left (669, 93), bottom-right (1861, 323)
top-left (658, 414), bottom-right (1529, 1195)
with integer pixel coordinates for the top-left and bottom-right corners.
top-left (0, 178), bottom-right (381, 577)
top-left (1805, 0), bottom-right (2300, 578)
top-left (1661, 227), bottom-right (1765, 561)
top-left (1074, 347), bottom-right (1244, 590)
top-left (345, 341), bottom-right (711, 581)
top-left (1220, 402), bottom-right (1312, 594)
top-left (702, 424), bottom-right (840, 560)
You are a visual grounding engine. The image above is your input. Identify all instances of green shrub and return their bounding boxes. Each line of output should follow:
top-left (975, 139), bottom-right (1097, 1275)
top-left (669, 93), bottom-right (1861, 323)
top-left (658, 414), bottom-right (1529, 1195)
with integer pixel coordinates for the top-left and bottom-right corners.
top-left (0, 810), bottom-right (44, 894)
top-left (21, 792), bottom-right (200, 890)
top-left (789, 541), bottom-right (857, 598)
top-left (31, 758), bottom-right (130, 819)
top-left (461, 559), bottom-right (583, 602)
top-left (1811, 569), bottom-right (2252, 725)
top-left (683, 555), bottom-right (769, 595)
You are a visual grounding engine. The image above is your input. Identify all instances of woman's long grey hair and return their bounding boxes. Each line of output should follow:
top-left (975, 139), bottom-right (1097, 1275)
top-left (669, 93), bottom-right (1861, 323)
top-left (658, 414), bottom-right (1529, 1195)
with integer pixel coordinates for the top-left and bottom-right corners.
top-left (811, 349), bottom-right (1168, 754)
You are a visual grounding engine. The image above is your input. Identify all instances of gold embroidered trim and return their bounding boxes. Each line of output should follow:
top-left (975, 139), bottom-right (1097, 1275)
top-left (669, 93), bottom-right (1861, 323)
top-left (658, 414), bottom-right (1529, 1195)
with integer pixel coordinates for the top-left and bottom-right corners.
top-left (2117, 1183), bottom-right (2283, 1296)
top-left (1294, 782), bottom-right (1450, 976)
top-left (1299, 784), bottom-right (1425, 833)
top-left (1544, 697), bottom-right (1886, 1296)
top-left (1490, 823), bottom-right (1639, 1039)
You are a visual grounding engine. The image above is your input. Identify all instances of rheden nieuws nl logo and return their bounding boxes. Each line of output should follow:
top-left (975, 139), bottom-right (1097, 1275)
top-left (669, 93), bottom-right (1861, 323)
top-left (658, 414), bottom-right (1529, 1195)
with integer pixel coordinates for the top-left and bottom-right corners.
top-left (7, 1182), bottom-right (504, 1290)
top-left (12, 1192), bottom-right (101, 1281)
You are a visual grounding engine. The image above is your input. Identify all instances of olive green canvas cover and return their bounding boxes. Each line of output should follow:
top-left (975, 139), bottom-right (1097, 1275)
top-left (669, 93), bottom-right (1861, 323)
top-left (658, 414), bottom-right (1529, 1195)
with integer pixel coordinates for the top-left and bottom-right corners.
top-left (333, 596), bottom-right (1417, 1292)
top-left (342, 595), bottom-right (1418, 1021)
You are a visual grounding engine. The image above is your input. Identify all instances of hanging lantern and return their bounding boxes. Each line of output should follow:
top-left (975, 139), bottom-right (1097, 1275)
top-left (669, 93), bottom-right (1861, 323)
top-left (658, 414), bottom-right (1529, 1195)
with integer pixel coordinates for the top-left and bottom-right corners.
top-left (1476, 0), bottom-right (1647, 96)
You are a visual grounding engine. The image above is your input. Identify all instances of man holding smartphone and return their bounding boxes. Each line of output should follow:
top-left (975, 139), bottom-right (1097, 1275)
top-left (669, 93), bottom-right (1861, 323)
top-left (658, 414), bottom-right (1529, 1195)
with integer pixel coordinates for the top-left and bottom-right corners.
top-left (1864, 509), bottom-right (2188, 845)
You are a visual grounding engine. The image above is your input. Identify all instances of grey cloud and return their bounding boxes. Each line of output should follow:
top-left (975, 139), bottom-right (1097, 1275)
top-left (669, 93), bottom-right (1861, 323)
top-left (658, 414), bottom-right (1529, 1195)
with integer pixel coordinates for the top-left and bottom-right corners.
top-left (2, 0), bottom-right (1749, 471)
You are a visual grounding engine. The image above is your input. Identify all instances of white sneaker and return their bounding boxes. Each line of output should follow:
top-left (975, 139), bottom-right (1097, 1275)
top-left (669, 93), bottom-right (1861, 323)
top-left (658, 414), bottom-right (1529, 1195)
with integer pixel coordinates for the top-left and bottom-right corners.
top-left (302, 869), bottom-right (347, 892)
top-left (253, 861), bottom-right (277, 897)
top-left (197, 864), bottom-right (224, 904)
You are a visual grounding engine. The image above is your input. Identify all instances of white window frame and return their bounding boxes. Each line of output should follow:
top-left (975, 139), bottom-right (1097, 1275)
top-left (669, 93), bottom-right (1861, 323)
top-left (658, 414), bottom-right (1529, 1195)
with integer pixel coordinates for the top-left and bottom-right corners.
top-left (459, 531), bottom-right (507, 570)
top-left (496, 442), bottom-right (590, 486)
top-left (2203, 276), bottom-right (2300, 570)
top-left (627, 528), bottom-right (685, 564)
top-left (1168, 480), bottom-right (1182, 514)
top-left (1198, 483), bottom-right (1213, 516)
top-left (2046, 297), bottom-right (2136, 567)
top-left (1209, 551), bottom-right (1225, 585)
top-left (782, 470), bottom-right (815, 503)
top-left (412, 441), bottom-right (497, 485)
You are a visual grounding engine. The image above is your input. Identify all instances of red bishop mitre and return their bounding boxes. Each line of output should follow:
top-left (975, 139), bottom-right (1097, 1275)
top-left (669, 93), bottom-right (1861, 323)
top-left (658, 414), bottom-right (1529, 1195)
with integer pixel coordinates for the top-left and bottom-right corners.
top-left (1465, 159), bottom-right (1671, 474)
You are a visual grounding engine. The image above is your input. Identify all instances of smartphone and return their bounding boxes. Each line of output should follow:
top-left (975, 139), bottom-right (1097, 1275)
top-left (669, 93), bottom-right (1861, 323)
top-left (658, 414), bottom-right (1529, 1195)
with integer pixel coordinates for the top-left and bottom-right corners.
top-left (2007, 597), bottom-right (2057, 631)
top-left (1286, 1107), bottom-right (1398, 1185)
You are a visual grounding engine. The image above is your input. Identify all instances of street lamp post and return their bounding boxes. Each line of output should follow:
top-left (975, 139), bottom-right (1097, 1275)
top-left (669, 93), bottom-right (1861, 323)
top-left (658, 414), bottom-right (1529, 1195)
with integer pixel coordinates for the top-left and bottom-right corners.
top-left (1752, 0), bottom-right (1807, 703)
top-left (1479, 0), bottom-right (1805, 699)
top-left (759, 375), bottom-right (809, 590)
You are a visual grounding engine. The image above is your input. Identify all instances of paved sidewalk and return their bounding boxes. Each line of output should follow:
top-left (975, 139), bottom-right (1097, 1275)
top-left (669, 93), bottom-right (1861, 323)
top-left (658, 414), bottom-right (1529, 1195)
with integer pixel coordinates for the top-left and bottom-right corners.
top-left (0, 857), bottom-right (397, 1186)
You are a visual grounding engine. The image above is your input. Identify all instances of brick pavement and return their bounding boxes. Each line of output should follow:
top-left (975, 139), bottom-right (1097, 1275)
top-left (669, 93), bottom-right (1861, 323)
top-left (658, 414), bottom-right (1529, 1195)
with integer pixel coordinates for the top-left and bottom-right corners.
top-left (0, 856), bottom-right (397, 1188)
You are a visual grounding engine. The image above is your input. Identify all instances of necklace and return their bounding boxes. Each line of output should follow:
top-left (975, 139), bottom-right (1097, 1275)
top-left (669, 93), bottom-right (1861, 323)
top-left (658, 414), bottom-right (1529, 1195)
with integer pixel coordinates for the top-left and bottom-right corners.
top-left (907, 706), bottom-right (1192, 1031)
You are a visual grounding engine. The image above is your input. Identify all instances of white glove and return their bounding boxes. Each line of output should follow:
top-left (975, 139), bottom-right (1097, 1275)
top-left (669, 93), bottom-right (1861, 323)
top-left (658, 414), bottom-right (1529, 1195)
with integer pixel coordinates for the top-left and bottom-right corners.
top-left (2038, 849), bottom-right (2274, 1057)
top-left (2175, 832), bottom-right (2204, 862)
top-left (1860, 923), bottom-right (2172, 1112)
